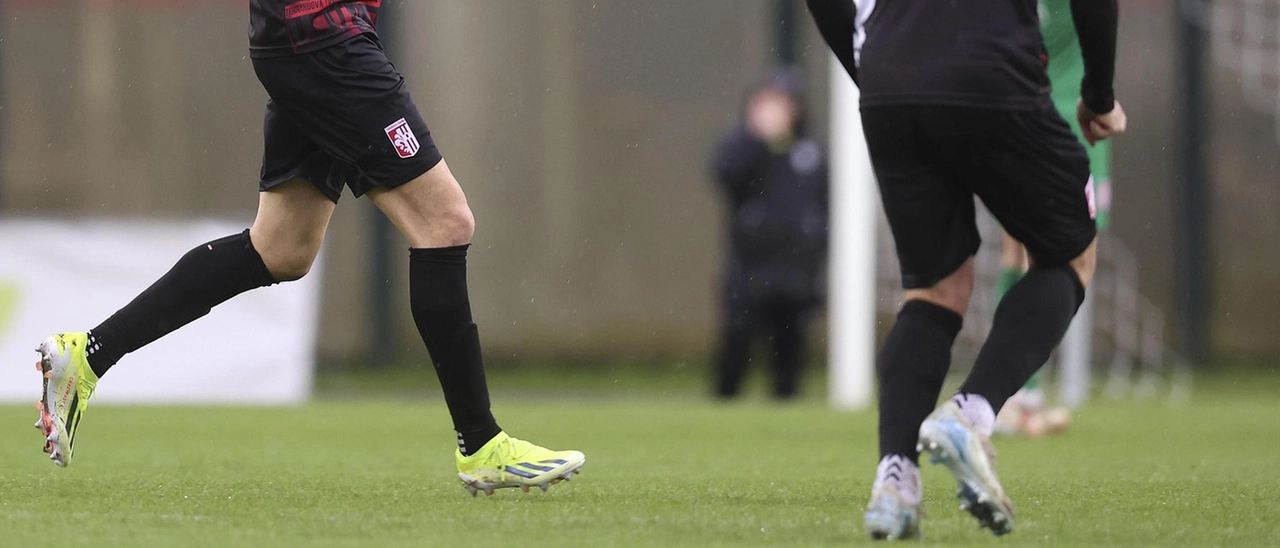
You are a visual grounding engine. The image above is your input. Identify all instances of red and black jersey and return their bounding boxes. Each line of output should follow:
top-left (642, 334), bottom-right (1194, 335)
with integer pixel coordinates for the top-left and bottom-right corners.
top-left (250, 0), bottom-right (382, 58)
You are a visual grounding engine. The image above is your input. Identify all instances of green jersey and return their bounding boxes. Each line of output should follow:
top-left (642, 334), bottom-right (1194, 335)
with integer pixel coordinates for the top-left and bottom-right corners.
top-left (1040, 0), bottom-right (1111, 181)
top-left (1041, 0), bottom-right (1111, 229)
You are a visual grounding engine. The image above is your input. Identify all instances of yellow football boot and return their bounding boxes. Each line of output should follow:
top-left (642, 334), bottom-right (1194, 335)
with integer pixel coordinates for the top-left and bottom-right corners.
top-left (456, 432), bottom-right (585, 496)
top-left (34, 333), bottom-right (98, 467)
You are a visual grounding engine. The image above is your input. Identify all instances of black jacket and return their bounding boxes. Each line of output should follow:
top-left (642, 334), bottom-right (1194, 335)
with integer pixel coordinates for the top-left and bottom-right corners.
top-left (713, 128), bottom-right (829, 306)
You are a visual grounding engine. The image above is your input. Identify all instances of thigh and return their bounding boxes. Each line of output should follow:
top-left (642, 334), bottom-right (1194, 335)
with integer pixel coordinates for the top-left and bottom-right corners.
top-left (862, 106), bottom-right (980, 290)
top-left (252, 35), bottom-right (443, 197)
top-left (367, 159), bottom-right (474, 248)
top-left (250, 178), bottom-right (337, 270)
top-left (965, 107), bottom-right (1096, 267)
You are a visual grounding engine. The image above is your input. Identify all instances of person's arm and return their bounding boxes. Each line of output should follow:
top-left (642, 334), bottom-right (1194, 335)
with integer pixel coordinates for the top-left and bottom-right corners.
top-left (805, 0), bottom-right (859, 85)
top-left (1069, 0), bottom-right (1118, 114)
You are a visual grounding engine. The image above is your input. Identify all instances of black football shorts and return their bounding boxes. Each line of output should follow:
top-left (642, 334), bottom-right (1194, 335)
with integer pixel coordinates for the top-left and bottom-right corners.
top-left (252, 34), bottom-right (443, 202)
top-left (861, 104), bottom-right (1097, 289)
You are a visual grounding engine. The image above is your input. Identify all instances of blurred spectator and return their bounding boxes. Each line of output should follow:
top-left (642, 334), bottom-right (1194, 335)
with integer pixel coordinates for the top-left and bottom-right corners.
top-left (711, 69), bottom-right (829, 400)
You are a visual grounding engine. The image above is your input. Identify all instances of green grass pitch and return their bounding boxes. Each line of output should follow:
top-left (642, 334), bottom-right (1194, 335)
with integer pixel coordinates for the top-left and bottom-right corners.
top-left (1, 368), bottom-right (1277, 547)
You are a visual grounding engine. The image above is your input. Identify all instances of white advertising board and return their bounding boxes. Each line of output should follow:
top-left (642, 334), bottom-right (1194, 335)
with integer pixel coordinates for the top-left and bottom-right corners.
top-left (0, 219), bottom-right (320, 404)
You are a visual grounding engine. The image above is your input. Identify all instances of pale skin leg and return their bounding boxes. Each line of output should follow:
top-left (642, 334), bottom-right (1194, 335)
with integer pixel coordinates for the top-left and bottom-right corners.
top-left (367, 160), bottom-right (476, 248)
top-left (1000, 232), bottom-right (1028, 274)
top-left (248, 178), bottom-right (336, 281)
top-left (245, 159), bottom-right (474, 282)
top-left (905, 257), bottom-right (976, 317)
top-left (1065, 239), bottom-right (1098, 288)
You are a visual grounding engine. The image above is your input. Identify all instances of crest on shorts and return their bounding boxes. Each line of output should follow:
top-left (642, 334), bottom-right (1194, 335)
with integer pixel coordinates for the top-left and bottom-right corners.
top-left (1084, 176), bottom-right (1098, 219)
top-left (385, 118), bottom-right (420, 159)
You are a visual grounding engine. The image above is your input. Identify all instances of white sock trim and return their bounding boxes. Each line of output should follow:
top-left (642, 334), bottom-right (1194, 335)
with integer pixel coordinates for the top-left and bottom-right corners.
top-left (873, 455), bottom-right (921, 505)
top-left (952, 393), bottom-right (996, 437)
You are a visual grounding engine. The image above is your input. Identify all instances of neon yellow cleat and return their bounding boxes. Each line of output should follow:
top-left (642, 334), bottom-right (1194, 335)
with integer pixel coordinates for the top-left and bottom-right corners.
top-left (34, 333), bottom-right (98, 467)
top-left (456, 432), bottom-right (585, 496)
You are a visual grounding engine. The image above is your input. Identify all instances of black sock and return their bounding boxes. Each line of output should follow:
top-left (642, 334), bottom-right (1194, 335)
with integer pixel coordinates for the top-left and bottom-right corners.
top-left (409, 245), bottom-right (501, 456)
top-left (877, 300), bottom-right (963, 462)
top-left (86, 230), bottom-right (277, 378)
top-left (959, 265), bottom-right (1085, 414)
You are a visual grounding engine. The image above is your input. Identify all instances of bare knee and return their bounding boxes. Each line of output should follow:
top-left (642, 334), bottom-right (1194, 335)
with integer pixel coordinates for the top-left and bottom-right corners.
top-left (261, 250), bottom-right (317, 282)
top-left (1069, 239), bottom-right (1099, 288)
top-left (369, 162), bottom-right (478, 248)
top-left (435, 202), bottom-right (476, 247)
top-left (903, 257), bottom-right (975, 316)
top-left (398, 199), bottom-right (476, 248)
top-left (248, 178), bottom-right (335, 282)
top-left (248, 227), bottom-right (324, 282)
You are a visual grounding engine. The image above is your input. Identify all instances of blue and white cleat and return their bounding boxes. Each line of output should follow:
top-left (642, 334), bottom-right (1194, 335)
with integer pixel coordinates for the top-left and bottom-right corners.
top-left (918, 402), bottom-right (1016, 536)
top-left (864, 483), bottom-right (921, 540)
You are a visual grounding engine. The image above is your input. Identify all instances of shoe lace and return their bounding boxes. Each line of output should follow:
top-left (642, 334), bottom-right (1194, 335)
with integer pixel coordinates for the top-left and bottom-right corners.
top-left (487, 437), bottom-right (536, 473)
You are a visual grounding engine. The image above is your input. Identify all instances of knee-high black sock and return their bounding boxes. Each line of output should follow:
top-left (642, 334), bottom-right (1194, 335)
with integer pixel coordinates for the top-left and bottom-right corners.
top-left (86, 230), bottom-right (277, 378)
top-left (409, 245), bottom-right (501, 456)
top-left (959, 265), bottom-right (1085, 414)
top-left (878, 300), bottom-right (963, 462)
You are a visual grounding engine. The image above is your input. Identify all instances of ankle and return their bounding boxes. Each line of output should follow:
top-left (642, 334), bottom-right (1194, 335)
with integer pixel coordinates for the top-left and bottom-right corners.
top-left (456, 426), bottom-right (501, 456)
top-left (951, 393), bottom-right (996, 437)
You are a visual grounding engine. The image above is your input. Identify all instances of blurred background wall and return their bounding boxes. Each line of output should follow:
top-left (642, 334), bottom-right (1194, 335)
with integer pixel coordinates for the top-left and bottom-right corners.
top-left (1, 0), bottom-right (1277, 367)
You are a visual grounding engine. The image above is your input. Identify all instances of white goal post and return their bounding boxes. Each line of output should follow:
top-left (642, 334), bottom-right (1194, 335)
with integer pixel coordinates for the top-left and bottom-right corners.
top-left (827, 56), bottom-right (879, 411)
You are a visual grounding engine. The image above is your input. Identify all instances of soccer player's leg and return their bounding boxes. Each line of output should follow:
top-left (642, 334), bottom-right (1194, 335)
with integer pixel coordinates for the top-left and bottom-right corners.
top-left (253, 34), bottom-right (583, 495)
top-left (919, 241), bottom-right (1095, 535)
top-left (918, 106), bottom-right (1099, 535)
top-left (868, 260), bottom-right (973, 540)
top-left (860, 106), bottom-right (981, 540)
top-left (991, 232), bottom-right (1055, 438)
top-left (920, 241), bottom-right (1095, 534)
top-left (367, 162), bottom-right (584, 496)
top-left (35, 154), bottom-right (336, 467)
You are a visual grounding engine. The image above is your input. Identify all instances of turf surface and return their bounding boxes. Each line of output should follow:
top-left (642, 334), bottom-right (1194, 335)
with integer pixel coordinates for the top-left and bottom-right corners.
top-left (1, 369), bottom-right (1278, 547)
